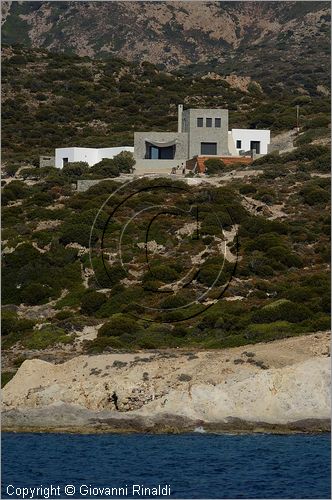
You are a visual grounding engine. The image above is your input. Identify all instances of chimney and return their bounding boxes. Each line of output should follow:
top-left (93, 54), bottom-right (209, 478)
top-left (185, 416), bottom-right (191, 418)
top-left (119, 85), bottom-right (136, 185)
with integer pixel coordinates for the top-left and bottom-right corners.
top-left (178, 104), bottom-right (183, 133)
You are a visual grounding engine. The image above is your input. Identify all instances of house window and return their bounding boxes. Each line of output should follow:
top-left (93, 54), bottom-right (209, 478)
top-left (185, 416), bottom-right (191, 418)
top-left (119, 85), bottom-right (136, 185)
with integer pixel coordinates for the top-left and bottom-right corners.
top-left (148, 144), bottom-right (175, 160)
top-left (201, 142), bottom-right (217, 155)
top-left (215, 118), bottom-right (221, 128)
top-left (197, 118), bottom-right (203, 127)
top-left (236, 140), bottom-right (242, 149)
top-left (62, 158), bottom-right (69, 167)
top-left (206, 118), bottom-right (212, 127)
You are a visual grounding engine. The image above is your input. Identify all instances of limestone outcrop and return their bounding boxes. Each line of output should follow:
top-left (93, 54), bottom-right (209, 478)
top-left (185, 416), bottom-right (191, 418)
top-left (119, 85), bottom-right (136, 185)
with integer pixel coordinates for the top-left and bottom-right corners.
top-left (2, 332), bottom-right (330, 433)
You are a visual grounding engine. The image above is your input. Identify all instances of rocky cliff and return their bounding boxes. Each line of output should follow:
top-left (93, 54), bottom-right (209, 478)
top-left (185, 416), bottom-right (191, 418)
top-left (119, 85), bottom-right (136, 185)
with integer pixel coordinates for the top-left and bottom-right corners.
top-left (2, 2), bottom-right (330, 91)
top-left (2, 332), bottom-right (330, 433)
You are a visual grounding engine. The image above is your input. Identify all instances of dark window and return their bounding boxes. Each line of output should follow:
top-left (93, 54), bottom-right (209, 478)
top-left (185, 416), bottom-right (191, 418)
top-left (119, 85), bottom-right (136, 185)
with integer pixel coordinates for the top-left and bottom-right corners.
top-left (250, 141), bottom-right (260, 154)
top-left (206, 118), bottom-right (212, 127)
top-left (62, 158), bottom-right (69, 167)
top-left (148, 144), bottom-right (175, 160)
top-left (236, 140), bottom-right (242, 149)
top-left (201, 142), bottom-right (217, 155)
top-left (197, 118), bottom-right (203, 127)
top-left (215, 118), bottom-right (221, 128)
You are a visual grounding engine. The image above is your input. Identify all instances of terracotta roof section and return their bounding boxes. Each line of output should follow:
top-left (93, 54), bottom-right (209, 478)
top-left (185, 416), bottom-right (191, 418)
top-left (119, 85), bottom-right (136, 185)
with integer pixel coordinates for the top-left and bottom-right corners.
top-left (186, 155), bottom-right (253, 174)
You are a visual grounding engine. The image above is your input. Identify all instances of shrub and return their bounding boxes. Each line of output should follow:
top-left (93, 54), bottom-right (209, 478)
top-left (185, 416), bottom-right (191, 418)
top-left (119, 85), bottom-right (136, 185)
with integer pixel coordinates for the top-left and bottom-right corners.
top-left (112, 151), bottom-right (135, 173)
top-left (2, 180), bottom-right (30, 204)
top-left (20, 282), bottom-right (52, 305)
top-left (62, 162), bottom-right (89, 179)
top-left (300, 186), bottom-right (330, 206)
top-left (245, 321), bottom-right (303, 341)
top-left (98, 314), bottom-right (141, 337)
top-left (266, 246), bottom-right (302, 268)
top-left (22, 326), bottom-right (74, 349)
top-left (251, 299), bottom-right (312, 324)
top-left (90, 159), bottom-right (119, 178)
top-left (285, 145), bottom-right (329, 162)
top-left (1, 310), bottom-right (34, 336)
top-left (59, 223), bottom-right (95, 247)
top-left (160, 294), bottom-right (188, 309)
top-left (311, 152), bottom-right (331, 173)
top-left (80, 291), bottom-right (107, 315)
top-left (148, 264), bottom-right (179, 283)
top-left (84, 336), bottom-right (127, 353)
top-left (4, 164), bottom-right (20, 176)
top-left (204, 158), bottom-right (225, 175)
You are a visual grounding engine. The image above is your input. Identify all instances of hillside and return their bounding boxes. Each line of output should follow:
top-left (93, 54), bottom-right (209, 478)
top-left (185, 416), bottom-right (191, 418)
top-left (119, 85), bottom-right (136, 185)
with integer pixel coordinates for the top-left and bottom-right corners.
top-left (1, 1), bottom-right (330, 95)
top-left (2, 45), bottom-right (331, 163)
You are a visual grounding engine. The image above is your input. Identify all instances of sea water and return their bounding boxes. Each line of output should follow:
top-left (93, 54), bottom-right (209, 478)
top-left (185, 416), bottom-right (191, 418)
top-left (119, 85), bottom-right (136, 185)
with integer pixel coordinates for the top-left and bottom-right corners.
top-left (2, 433), bottom-right (330, 499)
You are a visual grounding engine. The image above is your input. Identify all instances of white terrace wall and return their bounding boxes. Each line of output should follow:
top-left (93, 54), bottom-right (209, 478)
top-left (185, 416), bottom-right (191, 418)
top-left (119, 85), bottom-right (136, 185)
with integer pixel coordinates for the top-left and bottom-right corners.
top-left (55, 147), bottom-right (134, 169)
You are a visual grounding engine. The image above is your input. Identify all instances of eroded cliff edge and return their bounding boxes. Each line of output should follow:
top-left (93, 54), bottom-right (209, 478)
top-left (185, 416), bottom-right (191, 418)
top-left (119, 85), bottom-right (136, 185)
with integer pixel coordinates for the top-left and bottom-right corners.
top-left (2, 332), bottom-right (330, 434)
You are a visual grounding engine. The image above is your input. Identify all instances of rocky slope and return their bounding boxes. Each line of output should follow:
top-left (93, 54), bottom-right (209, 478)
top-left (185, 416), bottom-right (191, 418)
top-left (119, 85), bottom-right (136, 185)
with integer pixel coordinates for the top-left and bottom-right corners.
top-left (2, 1), bottom-right (330, 92)
top-left (2, 332), bottom-right (330, 433)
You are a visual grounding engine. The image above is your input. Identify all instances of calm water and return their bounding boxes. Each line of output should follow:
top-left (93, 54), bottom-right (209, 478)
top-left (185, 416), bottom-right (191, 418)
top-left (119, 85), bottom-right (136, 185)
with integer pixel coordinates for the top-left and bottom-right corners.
top-left (2, 433), bottom-right (330, 499)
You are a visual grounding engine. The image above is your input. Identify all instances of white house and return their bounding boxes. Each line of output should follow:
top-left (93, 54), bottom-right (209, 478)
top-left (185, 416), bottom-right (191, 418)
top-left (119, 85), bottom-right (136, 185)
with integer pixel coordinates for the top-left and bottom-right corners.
top-left (230, 129), bottom-right (270, 155)
top-left (54, 107), bottom-right (270, 173)
top-left (55, 146), bottom-right (134, 169)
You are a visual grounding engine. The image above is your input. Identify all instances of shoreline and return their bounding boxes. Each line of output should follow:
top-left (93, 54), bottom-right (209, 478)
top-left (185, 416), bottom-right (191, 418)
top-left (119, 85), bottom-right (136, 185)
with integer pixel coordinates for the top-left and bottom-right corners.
top-left (2, 418), bottom-right (331, 435)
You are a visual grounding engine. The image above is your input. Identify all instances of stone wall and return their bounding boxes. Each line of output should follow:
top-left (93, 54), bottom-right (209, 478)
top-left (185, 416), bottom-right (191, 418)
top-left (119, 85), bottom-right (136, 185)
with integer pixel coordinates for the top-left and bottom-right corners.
top-left (39, 156), bottom-right (55, 168)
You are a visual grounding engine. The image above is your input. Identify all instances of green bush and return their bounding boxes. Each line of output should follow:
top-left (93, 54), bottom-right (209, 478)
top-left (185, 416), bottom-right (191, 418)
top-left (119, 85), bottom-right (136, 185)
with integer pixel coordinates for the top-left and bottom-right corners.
top-left (112, 151), bottom-right (135, 173)
top-left (285, 144), bottom-right (329, 162)
top-left (20, 282), bottom-right (52, 305)
top-left (300, 185), bottom-right (330, 206)
top-left (98, 314), bottom-right (141, 337)
top-left (22, 326), bottom-right (74, 349)
top-left (251, 299), bottom-right (312, 324)
top-left (204, 158), bottom-right (225, 175)
top-left (311, 152), bottom-right (331, 173)
top-left (80, 291), bottom-right (107, 315)
top-left (266, 246), bottom-right (302, 268)
top-left (1, 310), bottom-right (34, 336)
top-left (160, 294), bottom-right (188, 309)
top-left (90, 159), bottom-right (120, 178)
top-left (2, 180), bottom-right (30, 204)
top-left (62, 162), bottom-right (89, 179)
top-left (59, 223), bottom-right (95, 247)
top-left (245, 321), bottom-right (303, 341)
top-left (84, 336), bottom-right (127, 353)
top-left (148, 264), bottom-right (179, 283)
top-left (4, 164), bottom-right (21, 176)
top-left (294, 128), bottom-right (330, 146)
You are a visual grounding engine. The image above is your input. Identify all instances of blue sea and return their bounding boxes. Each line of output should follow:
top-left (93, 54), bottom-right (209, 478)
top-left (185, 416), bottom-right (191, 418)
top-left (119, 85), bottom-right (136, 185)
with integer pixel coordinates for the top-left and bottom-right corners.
top-left (2, 433), bottom-right (330, 499)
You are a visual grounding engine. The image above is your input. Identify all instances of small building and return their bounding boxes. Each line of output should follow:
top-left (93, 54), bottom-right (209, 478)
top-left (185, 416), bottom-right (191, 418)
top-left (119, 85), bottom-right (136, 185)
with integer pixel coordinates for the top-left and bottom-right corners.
top-left (231, 129), bottom-right (270, 155)
top-left (55, 146), bottom-right (134, 169)
top-left (39, 155), bottom-right (55, 168)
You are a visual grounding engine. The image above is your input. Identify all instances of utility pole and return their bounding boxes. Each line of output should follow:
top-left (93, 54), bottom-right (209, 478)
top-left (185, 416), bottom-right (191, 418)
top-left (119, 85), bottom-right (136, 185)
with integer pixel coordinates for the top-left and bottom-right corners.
top-left (296, 105), bottom-right (300, 133)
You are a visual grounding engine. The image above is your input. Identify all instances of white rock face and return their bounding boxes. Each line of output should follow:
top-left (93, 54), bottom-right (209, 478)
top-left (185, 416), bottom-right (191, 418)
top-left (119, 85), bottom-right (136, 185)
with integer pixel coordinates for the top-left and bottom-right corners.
top-left (2, 333), bottom-right (330, 431)
top-left (140, 358), bottom-right (330, 424)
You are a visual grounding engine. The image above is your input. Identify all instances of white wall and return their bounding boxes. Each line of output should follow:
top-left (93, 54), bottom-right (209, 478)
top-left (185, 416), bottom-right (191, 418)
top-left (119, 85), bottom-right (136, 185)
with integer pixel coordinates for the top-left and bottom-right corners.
top-left (98, 147), bottom-right (134, 160)
top-left (227, 132), bottom-right (238, 156)
top-left (55, 146), bottom-right (134, 169)
top-left (231, 129), bottom-right (270, 155)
